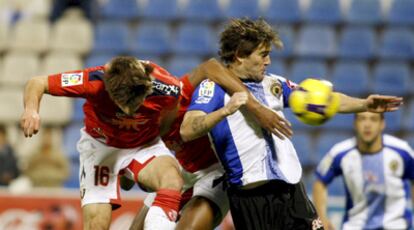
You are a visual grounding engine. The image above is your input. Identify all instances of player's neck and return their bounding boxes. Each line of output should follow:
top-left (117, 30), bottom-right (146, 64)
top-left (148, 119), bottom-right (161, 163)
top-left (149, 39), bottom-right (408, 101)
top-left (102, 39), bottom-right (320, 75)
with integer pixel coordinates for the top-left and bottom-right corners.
top-left (357, 136), bottom-right (382, 154)
top-left (228, 64), bottom-right (248, 80)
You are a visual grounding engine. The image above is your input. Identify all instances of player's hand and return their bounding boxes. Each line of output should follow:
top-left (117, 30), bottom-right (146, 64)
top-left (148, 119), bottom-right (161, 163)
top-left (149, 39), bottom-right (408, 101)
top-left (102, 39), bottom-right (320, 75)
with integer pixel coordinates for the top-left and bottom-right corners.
top-left (254, 105), bottom-right (292, 140)
top-left (320, 217), bottom-right (335, 230)
top-left (223, 92), bottom-right (248, 115)
top-left (365, 94), bottom-right (403, 113)
top-left (20, 109), bottom-right (41, 137)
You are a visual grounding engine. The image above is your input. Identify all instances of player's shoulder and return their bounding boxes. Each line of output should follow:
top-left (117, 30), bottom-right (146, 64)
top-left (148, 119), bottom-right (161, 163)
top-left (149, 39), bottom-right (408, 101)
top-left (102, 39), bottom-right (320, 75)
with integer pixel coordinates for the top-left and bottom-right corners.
top-left (384, 134), bottom-right (414, 155)
top-left (145, 61), bottom-right (181, 98)
top-left (148, 61), bottom-right (180, 86)
top-left (265, 73), bottom-right (297, 88)
top-left (329, 137), bottom-right (357, 158)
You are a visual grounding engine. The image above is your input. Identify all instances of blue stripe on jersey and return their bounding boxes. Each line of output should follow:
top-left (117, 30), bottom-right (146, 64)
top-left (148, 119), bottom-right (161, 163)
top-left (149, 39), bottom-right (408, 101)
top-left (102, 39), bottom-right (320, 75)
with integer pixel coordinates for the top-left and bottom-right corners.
top-left (245, 81), bottom-right (286, 181)
top-left (189, 82), bottom-right (244, 185)
top-left (89, 70), bottom-right (104, 81)
top-left (343, 186), bottom-right (353, 224)
top-left (403, 180), bottom-right (413, 228)
top-left (361, 152), bottom-right (385, 229)
top-left (316, 148), bottom-right (353, 184)
top-left (387, 145), bottom-right (414, 180)
top-left (210, 118), bottom-right (244, 186)
top-left (280, 80), bottom-right (294, 108)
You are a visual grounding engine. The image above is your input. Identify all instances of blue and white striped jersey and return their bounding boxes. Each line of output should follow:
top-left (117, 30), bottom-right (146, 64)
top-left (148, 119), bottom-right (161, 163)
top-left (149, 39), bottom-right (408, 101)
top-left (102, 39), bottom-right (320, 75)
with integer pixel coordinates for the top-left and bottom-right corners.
top-left (316, 134), bottom-right (414, 230)
top-left (188, 74), bottom-right (302, 187)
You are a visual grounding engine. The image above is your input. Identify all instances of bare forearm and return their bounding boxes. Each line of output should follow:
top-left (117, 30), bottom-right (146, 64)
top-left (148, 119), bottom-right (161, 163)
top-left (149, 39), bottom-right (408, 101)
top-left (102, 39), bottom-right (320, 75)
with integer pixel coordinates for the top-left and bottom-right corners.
top-left (337, 93), bottom-right (367, 113)
top-left (181, 109), bottom-right (229, 142)
top-left (24, 76), bottom-right (48, 112)
top-left (313, 181), bottom-right (329, 220)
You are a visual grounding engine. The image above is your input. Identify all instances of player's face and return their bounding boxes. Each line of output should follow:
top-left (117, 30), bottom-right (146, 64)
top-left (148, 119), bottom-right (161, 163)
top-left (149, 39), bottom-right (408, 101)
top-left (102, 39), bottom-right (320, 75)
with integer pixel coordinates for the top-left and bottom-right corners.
top-left (354, 112), bottom-right (385, 144)
top-left (238, 43), bottom-right (271, 81)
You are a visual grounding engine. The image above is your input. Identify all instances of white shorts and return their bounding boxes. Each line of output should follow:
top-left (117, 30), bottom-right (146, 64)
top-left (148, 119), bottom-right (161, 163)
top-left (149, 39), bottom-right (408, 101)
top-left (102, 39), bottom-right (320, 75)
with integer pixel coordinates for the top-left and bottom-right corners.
top-left (77, 128), bottom-right (174, 208)
top-left (144, 163), bottom-right (229, 223)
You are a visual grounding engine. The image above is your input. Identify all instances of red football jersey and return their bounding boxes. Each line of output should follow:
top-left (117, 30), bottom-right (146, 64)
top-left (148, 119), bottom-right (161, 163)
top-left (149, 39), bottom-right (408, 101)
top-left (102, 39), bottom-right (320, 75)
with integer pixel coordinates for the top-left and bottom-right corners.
top-left (48, 62), bottom-right (181, 149)
top-left (162, 75), bottom-right (218, 173)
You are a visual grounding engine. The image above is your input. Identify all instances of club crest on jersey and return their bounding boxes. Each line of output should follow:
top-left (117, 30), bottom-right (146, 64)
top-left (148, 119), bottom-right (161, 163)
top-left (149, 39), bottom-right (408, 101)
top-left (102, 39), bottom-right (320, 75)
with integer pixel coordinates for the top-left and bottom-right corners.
top-left (389, 160), bottom-right (399, 173)
top-left (61, 72), bottom-right (83, 87)
top-left (195, 80), bottom-right (215, 104)
top-left (270, 80), bottom-right (282, 98)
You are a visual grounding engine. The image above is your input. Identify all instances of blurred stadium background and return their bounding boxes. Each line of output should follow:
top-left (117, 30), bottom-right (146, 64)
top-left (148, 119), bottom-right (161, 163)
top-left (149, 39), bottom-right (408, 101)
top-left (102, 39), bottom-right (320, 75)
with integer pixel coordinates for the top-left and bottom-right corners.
top-left (0, 0), bottom-right (413, 229)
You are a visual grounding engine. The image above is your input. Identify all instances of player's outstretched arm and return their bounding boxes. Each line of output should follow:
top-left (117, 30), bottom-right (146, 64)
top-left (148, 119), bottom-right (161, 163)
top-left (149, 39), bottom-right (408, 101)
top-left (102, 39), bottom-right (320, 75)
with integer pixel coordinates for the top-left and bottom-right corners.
top-left (313, 180), bottom-right (335, 230)
top-left (180, 92), bottom-right (248, 142)
top-left (21, 76), bottom-right (49, 137)
top-left (194, 58), bottom-right (292, 139)
top-left (336, 93), bottom-right (403, 113)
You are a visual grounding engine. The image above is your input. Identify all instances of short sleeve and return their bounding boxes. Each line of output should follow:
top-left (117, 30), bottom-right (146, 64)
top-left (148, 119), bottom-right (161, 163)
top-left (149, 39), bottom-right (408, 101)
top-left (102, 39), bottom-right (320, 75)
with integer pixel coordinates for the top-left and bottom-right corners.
top-left (315, 151), bottom-right (343, 185)
top-left (187, 80), bottom-right (225, 114)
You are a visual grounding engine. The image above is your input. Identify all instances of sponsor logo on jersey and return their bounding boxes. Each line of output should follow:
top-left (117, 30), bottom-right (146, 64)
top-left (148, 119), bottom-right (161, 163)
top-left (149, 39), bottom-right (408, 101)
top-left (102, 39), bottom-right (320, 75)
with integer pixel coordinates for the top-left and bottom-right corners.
top-left (61, 72), bottom-right (83, 87)
top-left (195, 80), bottom-right (215, 104)
top-left (152, 80), bottom-right (180, 96)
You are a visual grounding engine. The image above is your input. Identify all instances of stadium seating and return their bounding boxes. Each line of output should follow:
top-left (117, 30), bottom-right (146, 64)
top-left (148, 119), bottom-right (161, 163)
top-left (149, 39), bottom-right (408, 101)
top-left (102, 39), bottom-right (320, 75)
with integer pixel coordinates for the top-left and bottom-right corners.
top-left (140, 0), bottom-right (179, 21)
top-left (289, 60), bottom-right (328, 83)
top-left (131, 22), bottom-right (172, 56)
top-left (372, 62), bottom-right (411, 96)
top-left (346, 0), bottom-right (382, 25)
top-left (165, 56), bottom-right (203, 77)
top-left (383, 109), bottom-right (403, 133)
top-left (303, 0), bottom-right (342, 24)
top-left (405, 101), bottom-right (414, 132)
top-left (63, 122), bottom-right (83, 159)
top-left (295, 25), bottom-right (336, 58)
top-left (316, 131), bottom-right (351, 161)
top-left (0, 52), bottom-right (39, 87)
top-left (291, 132), bottom-right (315, 167)
top-left (92, 21), bottom-right (130, 55)
top-left (378, 28), bottom-right (414, 60)
top-left (264, 0), bottom-right (301, 23)
top-left (271, 25), bottom-right (294, 58)
top-left (0, 23), bottom-right (8, 53)
top-left (172, 23), bottom-right (216, 56)
top-left (0, 88), bottom-right (23, 123)
top-left (41, 52), bottom-right (83, 75)
top-left (266, 59), bottom-right (286, 76)
top-left (84, 54), bottom-right (113, 67)
top-left (100, 0), bottom-right (140, 20)
top-left (49, 14), bottom-right (93, 55)
top-left (224, 0), bottom-right (260, 19)
top-left (338, 26), bottom-right (376, 59)
top-left (387, 0), bottom-right (414, 25)
top-left (331, 61), bottom-right (370, 95)
top-left (8, 18), bottom-right (50, 54)
top-left (181, 0), bottom-right (223, 22)
top-left (39, 94), bottom-right (73, 125)
top-left (324, 114), bottom-right (355, 131)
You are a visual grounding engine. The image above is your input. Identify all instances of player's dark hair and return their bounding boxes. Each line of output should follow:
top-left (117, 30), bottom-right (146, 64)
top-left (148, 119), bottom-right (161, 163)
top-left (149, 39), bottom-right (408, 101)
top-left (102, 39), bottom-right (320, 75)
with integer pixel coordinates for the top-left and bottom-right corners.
top-left (219, 18), bottom-right (283, 64)
top-left (104, 56), bottom-right (153, 108)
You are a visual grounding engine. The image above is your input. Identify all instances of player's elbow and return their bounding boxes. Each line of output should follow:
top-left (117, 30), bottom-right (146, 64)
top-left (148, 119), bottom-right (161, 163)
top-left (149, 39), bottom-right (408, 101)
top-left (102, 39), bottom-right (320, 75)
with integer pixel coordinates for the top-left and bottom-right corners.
top-left (180, 126), bottom-right (195, 142)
